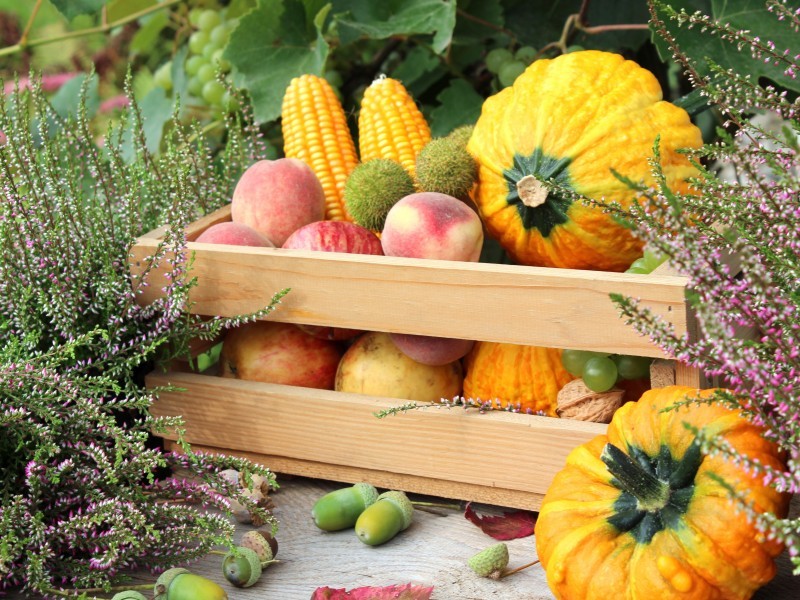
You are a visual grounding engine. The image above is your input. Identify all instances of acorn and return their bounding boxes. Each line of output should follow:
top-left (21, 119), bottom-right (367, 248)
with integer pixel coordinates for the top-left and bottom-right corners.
top-left (354, 490), bottom-right (414, 546)
top-left (467, 542), bottom-right (509, 579)
top-left (111, 592), bottom-right (147, 600)
top-left (343, 159), bottom-right (416, 231)
top-left (154, 568), bottom-right (228, 600)
top-left (415, 136), bottom-right (478, 200)
top-left (222, 546), bottom-right (262, 588)
top-left (311, 482), bottom-right (379, 531)
top-left (240, 529), bottom-right (279, 562)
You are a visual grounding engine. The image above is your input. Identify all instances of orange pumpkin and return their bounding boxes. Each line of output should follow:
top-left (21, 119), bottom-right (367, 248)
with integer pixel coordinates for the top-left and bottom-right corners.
top-left (535, 386), bottom-right (790, 599)
top-left (462, 342), bottom-right (574, 415)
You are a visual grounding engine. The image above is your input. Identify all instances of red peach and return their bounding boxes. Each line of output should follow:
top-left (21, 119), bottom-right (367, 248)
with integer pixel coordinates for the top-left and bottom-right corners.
top-left (389, 333), bottom-right (475, 366)
top-left (231, 158), bottom-right (326, 246)
top-left (380, 192), bottom-right (484, 261)
top-left (194, 222), bottom-right (275, 247)
top-left (282, 220), bottom-right (383, 255)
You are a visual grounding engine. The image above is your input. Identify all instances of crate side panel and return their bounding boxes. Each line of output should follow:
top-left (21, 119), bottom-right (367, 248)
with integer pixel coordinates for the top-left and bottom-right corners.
top-left (147, 371), bottom-right (605, 497)
top-left (130, 239), bottom-right (688, 356)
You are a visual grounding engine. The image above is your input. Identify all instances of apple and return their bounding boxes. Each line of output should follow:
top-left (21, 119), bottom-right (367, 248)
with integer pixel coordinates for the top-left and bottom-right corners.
top-left (389, 333), bottom-right (475, 366)
top-left (380, 191), bottom-right (484, 261)
top-left (220, 321), bottom-right (343, 390)
top-left (195, 222), bottom-right (275, 247)
top-left (231, 158), bottom-right (326, 246)
top-left (282, 220), bottom-right (383, 255)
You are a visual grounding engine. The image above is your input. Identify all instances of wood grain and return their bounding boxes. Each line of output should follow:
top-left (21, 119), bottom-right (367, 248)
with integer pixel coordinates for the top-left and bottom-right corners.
top-left (147, 370), bottom-right (607, 510)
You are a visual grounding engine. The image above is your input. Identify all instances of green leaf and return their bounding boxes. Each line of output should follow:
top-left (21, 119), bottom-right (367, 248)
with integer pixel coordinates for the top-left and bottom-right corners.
top-left (428, 78), bottom-right (483, 137)
top-left (652, 0), bottom-right (800, 93)
top-left (50, 73), bottom-right (99, 119)
top-left (49, 0), bottom-right (107, 20)
top-left (129, 11), bottom-right (170, 55)
top-left (105, 0), bottom-right (155, 23)
top-left (390, 46), bottom-right (443, 97)
top-left (121, 87), bottom-right (173, 161)
top-left (334, 0), bottom-right (457, 54)
top-left (225, 0), bottom-right (331, 123)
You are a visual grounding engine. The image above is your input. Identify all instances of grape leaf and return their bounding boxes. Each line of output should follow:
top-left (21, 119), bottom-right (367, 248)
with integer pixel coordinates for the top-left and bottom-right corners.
top-left (652, 0), bottom-right (800, 93)
top-left (333, 0), bottom-right (457, 54)
top-left (464, 501), bottom-right (536, 540)
top-left (428, 79), bottom-right (483, 137)
top-left (105, 0), bottom-right (156, 23)
top-left (50, 73), bottom-right (99, 119)
top-left (310, 584), bottom-right (434, 599)
top-left (49, 0), bottom-right (107, 20)
top-left (225, 0), bottom-right (331, 123)
top-left (129, 10), bottom-right (170, 55)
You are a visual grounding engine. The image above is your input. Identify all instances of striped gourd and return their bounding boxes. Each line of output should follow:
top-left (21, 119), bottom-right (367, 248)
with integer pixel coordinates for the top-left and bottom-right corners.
top-left (358, 76), bottom-right (431, 179)
top-left (281, 74), bottom-right (359, 221)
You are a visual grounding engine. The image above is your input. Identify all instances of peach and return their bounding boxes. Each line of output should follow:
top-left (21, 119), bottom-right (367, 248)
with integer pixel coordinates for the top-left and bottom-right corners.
top-left (194, 222), bottom-right (275, 247)
top-left (380, 192), bottom-right (484, 261)
top-left (220, 321), bottom-right (343, 390)
top-left (231, 158), bottom-right (326, 246)
top-left (282, 220), bottom-right (383, 255)
top-left (389, 333), bottom-right (475, 366)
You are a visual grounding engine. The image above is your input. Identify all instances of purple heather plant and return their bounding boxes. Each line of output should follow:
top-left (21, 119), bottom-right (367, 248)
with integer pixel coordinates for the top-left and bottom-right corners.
top-left (602, 0), bottom-right (800, 573)
top-left (0, 74), bottom-right (285, 597)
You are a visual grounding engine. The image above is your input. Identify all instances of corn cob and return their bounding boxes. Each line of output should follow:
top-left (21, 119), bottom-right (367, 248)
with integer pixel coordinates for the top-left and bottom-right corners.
top-left (281, 74), bottom-right (359, 221)
top-left (358, 76), bottom-right (431, 180)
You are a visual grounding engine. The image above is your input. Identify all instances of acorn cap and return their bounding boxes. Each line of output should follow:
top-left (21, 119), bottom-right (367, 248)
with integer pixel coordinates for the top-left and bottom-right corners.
top-left (222, 546), bottom-right (262, 588)
top-left (353, 482), bottom-right (379, 508)
top-left (240, 529), bottom-right (278, 562)
top-left (343, 159), bottom-right (416, 231)
top-left (154, 567), bottom-right (189, 599)
top-left (467, 542), bottom-right (509, 579)
top-left (376, 490), bottom-right (414, 530)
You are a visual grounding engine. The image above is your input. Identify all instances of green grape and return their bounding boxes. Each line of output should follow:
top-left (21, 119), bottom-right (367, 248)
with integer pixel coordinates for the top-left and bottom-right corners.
top-left (582, 356), bottom-right (619, 393)
top-left (196, 63), bottom-right (216, 84)
top-left (154, 61), bottom-right (173, 91)
top-left (209, 23), bottom-right (230, 46)
top-left (220, 90), bottom-right (239, 112)
top-left (198, 9), bottom-right (223, 32)
top-left (515, 45), bottom-right (537, 65)
top-left (202, 40), bottom-right (221, 59)
top-left (613, 355), bottom-right (652, 380)
top-left (202, 80), bottom-right (226, 106)
top-left (185, 54), bottom-right (205, 76)
top-left (188, 8), bottom-right (204, 27)
top-left (643, 247), bottom-right (667, 271)
top-left (188, 30), bottom-right (209, 55)
top-left (187, 76), bottom-right (204, 96)
top-left (211, 49), bottom-right (231, 72)
top-left (498, 60), bottom-right (526, 87)
top-left (626, 257), bottom-right (650, 274)
top-left (561, 349), bottom-right (608, 377)
top-left (485, 48), bottom-right (514, 74)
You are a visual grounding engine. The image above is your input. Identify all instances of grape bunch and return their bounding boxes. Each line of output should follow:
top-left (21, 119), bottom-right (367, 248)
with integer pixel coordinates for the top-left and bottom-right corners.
top-left (561, 350), bottom-right (653, 393)
top-left (155, 6), bottom-right (238, 112)
top-left (626, 247), bottom-right (668, 274)
top-left (484, 46), bottom-right (537, 88)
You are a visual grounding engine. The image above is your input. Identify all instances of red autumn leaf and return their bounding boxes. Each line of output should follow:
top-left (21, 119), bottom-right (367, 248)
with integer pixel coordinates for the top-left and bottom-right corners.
top-left (464, 501), bottom-right (536, 540)
top-left (310, 583), bottom-right (434, 599)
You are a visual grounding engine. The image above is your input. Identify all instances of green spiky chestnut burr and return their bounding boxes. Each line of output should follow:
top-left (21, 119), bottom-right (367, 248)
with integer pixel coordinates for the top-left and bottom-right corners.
top-left (415, 136), bottom-right (478, 199)
top-left (354, 490), bottom-right (414, 546)
top-left (154, 567), bottom-right (228, 600)
top-left (222, 546), bottom-right (262, 588)
top-left (343, 159), bottom-right (416, 231)
top-left (311, 482), bottom-right (379, 531)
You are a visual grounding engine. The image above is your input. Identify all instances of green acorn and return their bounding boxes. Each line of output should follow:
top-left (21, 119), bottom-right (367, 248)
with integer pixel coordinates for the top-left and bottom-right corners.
top-left (311, 482), bottom-right (379, 531)
top-left (111, 592), bottom-right (147, 600)
top-left (222, 546), bottom-right (262, 588)
top-left (343, 159), bottom-right (416, 231)
top-left (354, 490), bottom-right (414, 546)
top-left (154, 568), bottom-right (228, 600)
top-left (415, 136), bottom-right (478, 200)
top-left (467, 542), bottom-right (509, 579)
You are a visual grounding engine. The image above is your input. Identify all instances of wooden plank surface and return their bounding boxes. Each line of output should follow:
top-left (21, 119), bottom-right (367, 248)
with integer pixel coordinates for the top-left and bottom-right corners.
top-left (130, 210), bottom-right (690, 358)
top-left (147, 370), bottom-right (606, 509)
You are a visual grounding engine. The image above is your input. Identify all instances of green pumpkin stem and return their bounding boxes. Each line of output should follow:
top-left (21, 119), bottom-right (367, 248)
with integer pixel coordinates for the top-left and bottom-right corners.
top-left (601, 443), bottom-right (670, 511)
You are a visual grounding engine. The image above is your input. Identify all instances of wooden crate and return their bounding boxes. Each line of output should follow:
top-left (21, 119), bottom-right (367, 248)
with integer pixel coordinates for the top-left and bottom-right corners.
top-left (130, 205), bottom-right (700, 510)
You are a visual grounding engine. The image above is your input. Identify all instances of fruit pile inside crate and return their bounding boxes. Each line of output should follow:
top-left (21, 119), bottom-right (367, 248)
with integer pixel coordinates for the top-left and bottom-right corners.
top-left (130, 50), bottom-right (705, 510)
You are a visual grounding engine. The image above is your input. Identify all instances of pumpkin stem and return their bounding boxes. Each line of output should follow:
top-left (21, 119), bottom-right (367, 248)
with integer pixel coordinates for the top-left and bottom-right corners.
top-left (516, 174), bottom-right (549, 207)
top-left (601, 443), bottom-right (670, 511)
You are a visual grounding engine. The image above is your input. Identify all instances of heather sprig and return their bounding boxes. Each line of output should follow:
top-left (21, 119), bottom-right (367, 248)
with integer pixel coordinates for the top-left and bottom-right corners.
top-left (0, 74), bottom-right (282, 596)
top-left (602, 1), bottom-right (800, 571)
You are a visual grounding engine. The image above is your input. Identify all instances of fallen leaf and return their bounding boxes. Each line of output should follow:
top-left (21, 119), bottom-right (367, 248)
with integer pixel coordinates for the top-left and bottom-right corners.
top-left (464, 502), bottom-right (536, 540)
top-left (310, 583), bottom-right (434, 599)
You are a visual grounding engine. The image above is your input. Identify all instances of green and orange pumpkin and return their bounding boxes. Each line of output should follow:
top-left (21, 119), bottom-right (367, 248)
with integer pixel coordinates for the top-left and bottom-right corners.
top-left (467, 50), bottom-right (703, 271)
top-left (535, 386), bottom-right (790, 599)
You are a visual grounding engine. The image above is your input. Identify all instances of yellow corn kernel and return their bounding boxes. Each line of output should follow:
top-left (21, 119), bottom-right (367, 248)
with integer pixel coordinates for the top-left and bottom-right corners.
top-left (358, 76), bottom-right (431, 180)
top-left (281, 74), bottom-right (359, 221)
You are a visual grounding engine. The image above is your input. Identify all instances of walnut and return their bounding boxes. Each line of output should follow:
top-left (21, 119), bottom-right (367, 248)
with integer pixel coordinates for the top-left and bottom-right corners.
top-left (556, 379), bottom-right (626, 423)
